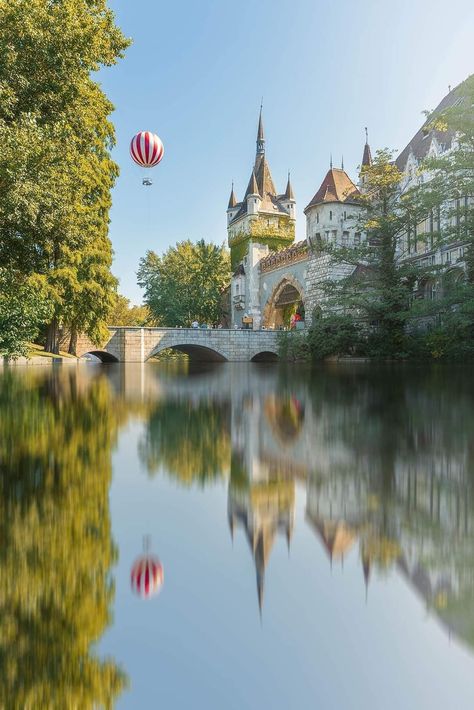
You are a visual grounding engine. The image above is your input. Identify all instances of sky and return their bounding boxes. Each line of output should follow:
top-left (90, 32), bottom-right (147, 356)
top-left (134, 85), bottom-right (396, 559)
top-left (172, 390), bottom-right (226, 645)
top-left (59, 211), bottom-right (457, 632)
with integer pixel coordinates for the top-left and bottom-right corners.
top-left (102, 0), bottom-right (474, 304)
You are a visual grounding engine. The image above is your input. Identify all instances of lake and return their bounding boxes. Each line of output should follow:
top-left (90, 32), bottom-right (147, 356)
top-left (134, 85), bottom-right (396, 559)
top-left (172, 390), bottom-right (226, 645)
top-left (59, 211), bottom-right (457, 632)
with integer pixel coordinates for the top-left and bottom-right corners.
top-left (1, 361), bottom-right (474, 709)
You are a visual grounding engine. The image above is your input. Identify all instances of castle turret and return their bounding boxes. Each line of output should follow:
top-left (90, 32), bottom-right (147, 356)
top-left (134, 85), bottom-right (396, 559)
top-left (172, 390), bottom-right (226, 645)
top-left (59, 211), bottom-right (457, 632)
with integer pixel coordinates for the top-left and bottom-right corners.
top-left (246, 170), bottom-right (261, 215)
top-left (227, 182), bottom-right (239, 224)
top-left (282, 171), bottom-right (296, 219)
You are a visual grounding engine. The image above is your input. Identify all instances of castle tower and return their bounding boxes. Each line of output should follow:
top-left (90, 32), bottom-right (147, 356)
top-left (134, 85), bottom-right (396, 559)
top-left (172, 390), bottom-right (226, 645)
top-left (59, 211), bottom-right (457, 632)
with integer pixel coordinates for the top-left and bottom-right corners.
top-left (303, 162), bottom-right (364, 324)
top-left (228, 109), bottom-right (296, 328)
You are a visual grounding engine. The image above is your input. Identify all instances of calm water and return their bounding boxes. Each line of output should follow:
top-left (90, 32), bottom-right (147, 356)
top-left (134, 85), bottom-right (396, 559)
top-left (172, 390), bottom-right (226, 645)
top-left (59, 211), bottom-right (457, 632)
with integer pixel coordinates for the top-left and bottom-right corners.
top-left (2, 362), bottom-right (474, 709)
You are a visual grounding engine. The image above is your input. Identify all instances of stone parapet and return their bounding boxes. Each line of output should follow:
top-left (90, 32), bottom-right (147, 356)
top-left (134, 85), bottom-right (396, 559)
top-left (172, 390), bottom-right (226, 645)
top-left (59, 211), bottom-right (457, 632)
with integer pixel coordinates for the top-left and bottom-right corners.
top-left (259, 240), bottom-right (308, 274)
top-left (74, 327), bottom-right (281, 363)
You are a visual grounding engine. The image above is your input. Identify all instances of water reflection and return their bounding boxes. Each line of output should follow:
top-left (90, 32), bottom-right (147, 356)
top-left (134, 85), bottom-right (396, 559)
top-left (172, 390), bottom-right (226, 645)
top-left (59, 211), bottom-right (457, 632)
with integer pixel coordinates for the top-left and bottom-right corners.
top-left (0, 369), bottom-right (129, 708)
top-left (139, 363), bottom-right (474, 650)
top-left (1, 362), bottom-right (474, 706)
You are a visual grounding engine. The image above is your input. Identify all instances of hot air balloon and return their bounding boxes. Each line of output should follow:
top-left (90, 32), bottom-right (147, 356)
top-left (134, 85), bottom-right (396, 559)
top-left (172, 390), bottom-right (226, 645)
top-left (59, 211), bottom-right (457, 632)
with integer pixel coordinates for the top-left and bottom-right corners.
top-left (130, 553), bottom-right (164, 599)
top-left (130, 536), bottom-right (164, 599)
top-left (130, 131), bottom-right (164, 186)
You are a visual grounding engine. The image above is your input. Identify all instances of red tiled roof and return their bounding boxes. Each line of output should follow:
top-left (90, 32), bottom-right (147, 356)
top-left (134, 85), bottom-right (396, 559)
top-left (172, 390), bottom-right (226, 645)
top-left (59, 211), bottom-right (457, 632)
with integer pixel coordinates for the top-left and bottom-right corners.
top-left (304, 168), bottom-right (360, 212)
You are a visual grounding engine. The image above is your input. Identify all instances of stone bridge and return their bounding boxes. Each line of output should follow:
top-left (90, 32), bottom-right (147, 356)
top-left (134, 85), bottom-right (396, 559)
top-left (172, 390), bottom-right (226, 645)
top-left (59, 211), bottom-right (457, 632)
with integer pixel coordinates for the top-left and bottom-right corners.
top-left (74, 327), bottom-right (282, 362)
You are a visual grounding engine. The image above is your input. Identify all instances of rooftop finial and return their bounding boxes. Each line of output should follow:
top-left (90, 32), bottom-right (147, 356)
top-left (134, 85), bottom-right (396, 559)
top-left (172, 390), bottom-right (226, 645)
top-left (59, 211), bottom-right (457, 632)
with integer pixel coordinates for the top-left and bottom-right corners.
top-left (341, 155), bottom-right (344, 171)
top-left (256, 102), bottom-right (265, 155)
top-left (330, 153), bottom-right (333, 169)
top-left (365, 126), bottom-right (369, 144)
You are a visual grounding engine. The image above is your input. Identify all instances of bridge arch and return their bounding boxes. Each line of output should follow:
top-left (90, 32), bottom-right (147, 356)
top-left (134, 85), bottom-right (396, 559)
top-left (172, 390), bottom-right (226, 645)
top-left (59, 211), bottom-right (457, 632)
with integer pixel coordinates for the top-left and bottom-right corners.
top-left (250, 349), bottom-right (279, 362)
top-left (146, 342), bottom-right (229, 363)
top-left (81, 350), bottom-right (119, 363)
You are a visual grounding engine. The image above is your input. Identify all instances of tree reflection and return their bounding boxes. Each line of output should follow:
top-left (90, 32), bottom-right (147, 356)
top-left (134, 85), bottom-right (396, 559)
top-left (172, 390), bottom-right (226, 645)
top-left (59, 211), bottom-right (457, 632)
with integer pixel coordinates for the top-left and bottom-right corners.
top-left (0, 369), bottom-right (127, 709)
top-left (140, 399), bottom-right (231, 486)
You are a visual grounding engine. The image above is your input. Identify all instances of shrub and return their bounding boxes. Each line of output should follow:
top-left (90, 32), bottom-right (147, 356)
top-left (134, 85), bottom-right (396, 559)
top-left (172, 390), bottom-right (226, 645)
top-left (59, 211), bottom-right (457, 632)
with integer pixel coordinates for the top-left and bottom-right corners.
top-left (308, 314), bottom-right (360, 360)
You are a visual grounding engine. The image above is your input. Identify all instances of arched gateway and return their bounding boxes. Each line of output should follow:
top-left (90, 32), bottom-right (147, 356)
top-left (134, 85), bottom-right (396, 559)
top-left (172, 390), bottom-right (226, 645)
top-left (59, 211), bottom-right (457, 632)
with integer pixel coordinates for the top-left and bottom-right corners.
top-left (73, 327), bottom-right (280, 363)
top-left (262, 277), bottom-right (306, 329)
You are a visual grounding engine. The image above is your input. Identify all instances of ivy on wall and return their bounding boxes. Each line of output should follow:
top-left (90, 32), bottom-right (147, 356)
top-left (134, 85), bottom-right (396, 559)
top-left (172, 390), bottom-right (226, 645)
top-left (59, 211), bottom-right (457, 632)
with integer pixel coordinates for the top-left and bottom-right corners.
top-left (229, 216), bottom-right (295, 269)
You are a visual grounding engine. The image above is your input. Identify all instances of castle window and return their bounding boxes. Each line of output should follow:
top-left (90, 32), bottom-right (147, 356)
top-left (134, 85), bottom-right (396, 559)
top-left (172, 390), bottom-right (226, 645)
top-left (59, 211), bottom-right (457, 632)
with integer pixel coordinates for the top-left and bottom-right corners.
top-left (344, 211), bottom-right (347, 220)
top-left (354, 232), bottom-right (361, 245)
top-left (342, 231), bottom-right (349, 245)
top-left (236, 284), bottom-right (239, 294)
top-left (329, 210), bottom-right (333, 220)
top-left (316, 213), bottom-right (319, 224)
top-left (325, 231), bottom-right (330, 241)
top-left (331, 230), bottom-right (337, 242)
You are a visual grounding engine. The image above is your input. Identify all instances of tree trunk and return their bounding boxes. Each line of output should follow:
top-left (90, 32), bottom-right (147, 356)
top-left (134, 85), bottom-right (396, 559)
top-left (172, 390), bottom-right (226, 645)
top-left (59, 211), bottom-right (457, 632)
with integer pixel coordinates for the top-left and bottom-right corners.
top-left (68, 327), bottom-right (78, 356)
top-left (45, 318), bottom-right (60, 354)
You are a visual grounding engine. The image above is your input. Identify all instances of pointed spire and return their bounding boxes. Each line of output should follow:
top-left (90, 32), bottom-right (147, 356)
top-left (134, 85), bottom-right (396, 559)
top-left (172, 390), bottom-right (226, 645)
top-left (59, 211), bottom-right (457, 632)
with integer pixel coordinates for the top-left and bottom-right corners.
top-left (246, 169), bottom-right (259, 197)
top-left (362, 127), bottom-right (372, 167)
top-left (256, 103), bottom-right (265, 156)
top-left (284, 171), bottom-right (295, 200)
top-left (257, 566), bottom-right (264, 617)
top-left (228, 510), bottom-right (235, 540)
top-left (228, 181), bottom-right (237, 209)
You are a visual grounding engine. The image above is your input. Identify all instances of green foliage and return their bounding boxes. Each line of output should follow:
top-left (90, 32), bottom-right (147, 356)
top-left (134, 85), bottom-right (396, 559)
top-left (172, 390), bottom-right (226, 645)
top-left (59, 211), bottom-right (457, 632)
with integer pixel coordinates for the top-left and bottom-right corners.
top-left (308, 314), bottom-right (360, 360)
top-left (138, 240), bottom-right (231, 327)
top-left (277, 331), bottom-right (310, 361)
top-left (320, 150), bottom-right (435, 356)
top-left (0, 0), bottom-right (129, 354)
top-left (0, 270), bottom-right (52, 357)
top-left (108, 294), bottom-right (154, 327)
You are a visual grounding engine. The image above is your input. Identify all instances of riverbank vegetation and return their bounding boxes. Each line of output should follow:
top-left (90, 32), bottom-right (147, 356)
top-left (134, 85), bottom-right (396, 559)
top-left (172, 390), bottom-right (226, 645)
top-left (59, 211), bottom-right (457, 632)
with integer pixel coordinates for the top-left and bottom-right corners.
top-left (0, 1), bottom-right (129, 358)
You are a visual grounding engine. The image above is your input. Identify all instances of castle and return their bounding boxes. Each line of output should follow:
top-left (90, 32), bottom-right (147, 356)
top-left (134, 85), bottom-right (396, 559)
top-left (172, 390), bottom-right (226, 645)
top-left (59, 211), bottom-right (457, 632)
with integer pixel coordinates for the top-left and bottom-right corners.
top-left (228, 82), bottom-right (469, 329)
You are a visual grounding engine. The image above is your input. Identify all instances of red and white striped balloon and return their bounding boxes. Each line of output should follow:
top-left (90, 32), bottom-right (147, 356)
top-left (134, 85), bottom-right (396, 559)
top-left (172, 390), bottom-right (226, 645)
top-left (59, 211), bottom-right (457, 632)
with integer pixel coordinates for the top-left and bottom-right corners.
top-left (130, 131), bottom-right (164, 168)
top-left (130, 554), bottom-right (164, 599)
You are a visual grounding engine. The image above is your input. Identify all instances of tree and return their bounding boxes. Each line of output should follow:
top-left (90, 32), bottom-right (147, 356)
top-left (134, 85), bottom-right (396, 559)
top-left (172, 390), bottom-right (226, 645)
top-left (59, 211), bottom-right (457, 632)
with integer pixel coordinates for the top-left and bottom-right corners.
top-left (108, 294), bottom-right (153, 328)
top-left (315, 150), bottom-right (435, 357)
top-left (137, 240), bottom-right (231, 327)
top-left (0, 1), bottom-right (129, 354)
top-left (0, 270), bottom-right (52, 358)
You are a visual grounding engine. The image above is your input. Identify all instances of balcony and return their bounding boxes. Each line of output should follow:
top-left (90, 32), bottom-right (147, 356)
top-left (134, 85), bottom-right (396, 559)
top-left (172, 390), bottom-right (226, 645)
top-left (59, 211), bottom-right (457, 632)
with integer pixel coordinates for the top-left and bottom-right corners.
top-left (233, 294), bottom-right (245, 310)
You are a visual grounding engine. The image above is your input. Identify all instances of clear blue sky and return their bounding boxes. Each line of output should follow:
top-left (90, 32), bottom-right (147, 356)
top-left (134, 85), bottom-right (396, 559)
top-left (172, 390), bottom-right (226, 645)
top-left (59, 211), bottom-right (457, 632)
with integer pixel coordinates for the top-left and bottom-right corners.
top-left (102, 0), bottom-right (474, 304)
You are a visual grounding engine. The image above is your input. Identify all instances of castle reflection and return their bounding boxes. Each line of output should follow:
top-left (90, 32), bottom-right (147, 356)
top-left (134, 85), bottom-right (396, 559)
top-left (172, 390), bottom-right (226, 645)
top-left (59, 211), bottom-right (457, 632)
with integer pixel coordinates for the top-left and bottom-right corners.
top-left (139, 363), bottom-right (474, 651)
top-left (2, 359), bottom-right (474, 707)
